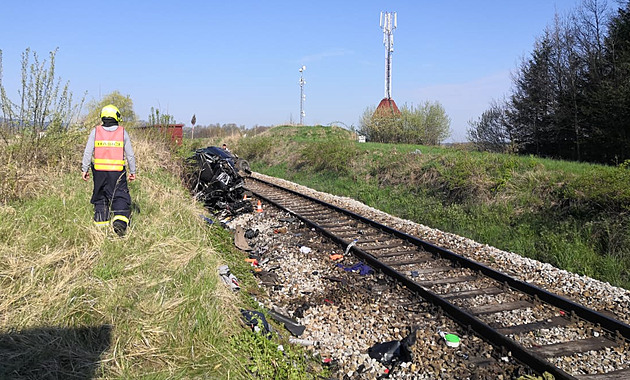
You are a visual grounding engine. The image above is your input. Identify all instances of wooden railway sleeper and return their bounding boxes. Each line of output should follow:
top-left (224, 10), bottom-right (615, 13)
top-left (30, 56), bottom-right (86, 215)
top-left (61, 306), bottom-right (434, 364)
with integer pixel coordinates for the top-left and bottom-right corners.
top-left (532, 336), bottom-right (620, 358)
top-left (496, 315), bottom-right (573, 335)
top-left (468, 300), bottom-right (534, 315)
top-left (293, 209), bottom-right (325, 216)
top-left (318, 221), bottom-right (356, 229)
top-left (325, 227), bottom-right (356, 234)
top-left (376, 250), bottom-right (425, 259)
top-left (352, 237), bottom-right (389, 244)
top-left (334, 228), bottom-right (381, 236)
top-left (290, 209), bottom-right (320, 216)
top-left (361, 241), bottom-right (406, 251)
top-left (388, 257), bottom-right (433, 267)
top-left (308, 215), bottom-right (338, 224)
top-left (315, 214), bottom-right (350, 223)
top-left (442, 286), bottom-right (504, 300)
top-left (281, 202), bottom-right (303, 209)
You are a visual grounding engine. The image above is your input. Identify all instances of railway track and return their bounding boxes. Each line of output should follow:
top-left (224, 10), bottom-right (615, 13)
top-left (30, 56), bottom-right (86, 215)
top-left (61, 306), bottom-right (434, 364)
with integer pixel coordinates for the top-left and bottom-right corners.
top-left (244, 175), bottom-right (630, 380)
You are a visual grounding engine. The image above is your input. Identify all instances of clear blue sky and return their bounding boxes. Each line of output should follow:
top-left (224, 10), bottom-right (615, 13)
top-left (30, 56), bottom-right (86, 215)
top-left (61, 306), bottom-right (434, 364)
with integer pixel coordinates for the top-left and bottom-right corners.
top-left (0, 0), bottom-right (605, 142)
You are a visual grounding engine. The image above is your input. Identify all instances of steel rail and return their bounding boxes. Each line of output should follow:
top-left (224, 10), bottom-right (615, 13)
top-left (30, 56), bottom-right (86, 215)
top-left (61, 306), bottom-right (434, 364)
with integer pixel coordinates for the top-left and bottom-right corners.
top-left (246, 176), bottom-right (630, 379)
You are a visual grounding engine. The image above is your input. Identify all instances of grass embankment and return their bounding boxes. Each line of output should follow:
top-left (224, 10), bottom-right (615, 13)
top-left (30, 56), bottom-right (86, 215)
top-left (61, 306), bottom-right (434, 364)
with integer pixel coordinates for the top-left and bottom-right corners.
top-left (235, 125), bottom-right (630, 290)
top-left (0, 130), bottom-right (316, 379)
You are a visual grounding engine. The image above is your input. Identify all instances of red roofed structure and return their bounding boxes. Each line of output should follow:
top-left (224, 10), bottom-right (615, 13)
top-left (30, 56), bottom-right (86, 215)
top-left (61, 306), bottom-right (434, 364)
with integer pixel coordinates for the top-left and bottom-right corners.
top-left (375, 98), bottom-right (401, 117)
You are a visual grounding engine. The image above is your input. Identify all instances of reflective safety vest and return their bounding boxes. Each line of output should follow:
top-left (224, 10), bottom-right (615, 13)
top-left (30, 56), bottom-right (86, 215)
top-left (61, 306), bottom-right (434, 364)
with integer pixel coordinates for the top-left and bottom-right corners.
top-left (94, 125), bottom-right (125, 171)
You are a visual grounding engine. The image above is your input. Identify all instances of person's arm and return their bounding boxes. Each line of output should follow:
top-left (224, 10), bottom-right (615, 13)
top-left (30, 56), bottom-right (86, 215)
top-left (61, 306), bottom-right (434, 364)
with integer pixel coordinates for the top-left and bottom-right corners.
top-left (81, 129), bottom-right (96, 180)
top-left (123, 129), bottom-right (137, 180)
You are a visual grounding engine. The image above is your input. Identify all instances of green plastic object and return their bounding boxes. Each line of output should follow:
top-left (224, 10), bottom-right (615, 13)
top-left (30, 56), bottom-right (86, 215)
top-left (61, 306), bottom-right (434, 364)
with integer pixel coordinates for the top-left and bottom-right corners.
top-left (444, 333), bottom-right (460, 347)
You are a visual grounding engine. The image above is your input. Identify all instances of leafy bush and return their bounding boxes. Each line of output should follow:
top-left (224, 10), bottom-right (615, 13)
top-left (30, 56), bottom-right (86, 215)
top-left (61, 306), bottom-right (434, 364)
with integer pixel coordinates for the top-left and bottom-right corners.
top-left (0, 48), bottom-right (84, 202)
top-left (359, 101), bottom-right (451, 144)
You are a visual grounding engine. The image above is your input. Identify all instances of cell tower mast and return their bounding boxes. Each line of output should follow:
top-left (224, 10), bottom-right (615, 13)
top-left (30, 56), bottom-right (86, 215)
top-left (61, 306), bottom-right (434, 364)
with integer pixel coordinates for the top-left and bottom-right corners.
top-left (380, 11), bottom-right (397, 99)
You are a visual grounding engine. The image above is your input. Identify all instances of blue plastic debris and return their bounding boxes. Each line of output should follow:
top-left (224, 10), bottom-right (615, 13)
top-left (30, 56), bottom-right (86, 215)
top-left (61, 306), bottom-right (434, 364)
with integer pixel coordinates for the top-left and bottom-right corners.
top-left (200, 214), bottom-right (215, 225)
top-left (336, 262), bottom-right (374, 276)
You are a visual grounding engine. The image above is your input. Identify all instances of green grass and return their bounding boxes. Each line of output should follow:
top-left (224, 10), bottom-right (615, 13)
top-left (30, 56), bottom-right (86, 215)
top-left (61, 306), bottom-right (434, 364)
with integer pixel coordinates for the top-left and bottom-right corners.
top-left (237, 126), bottom-right (630, 289)
top-left (0, 132), bottom-right (322, 379)
top-left (2, 123), bottom-right (627, 378)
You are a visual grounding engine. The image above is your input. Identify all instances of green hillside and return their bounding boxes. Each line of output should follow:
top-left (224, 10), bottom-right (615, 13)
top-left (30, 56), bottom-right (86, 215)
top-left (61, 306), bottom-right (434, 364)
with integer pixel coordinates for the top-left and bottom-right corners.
top-left (235, 125), bottom-right (630, 290)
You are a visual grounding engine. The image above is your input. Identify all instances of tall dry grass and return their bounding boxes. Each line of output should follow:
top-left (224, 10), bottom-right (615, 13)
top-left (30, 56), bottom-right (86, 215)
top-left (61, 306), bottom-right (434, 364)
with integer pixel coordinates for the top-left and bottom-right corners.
top-left (0, 130), bottom-right (249, 378)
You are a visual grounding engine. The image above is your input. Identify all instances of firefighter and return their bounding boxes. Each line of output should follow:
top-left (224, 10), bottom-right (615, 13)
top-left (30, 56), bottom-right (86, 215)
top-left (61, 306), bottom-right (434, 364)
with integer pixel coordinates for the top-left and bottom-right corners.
top-left (81, 104), bottom-right (137, 236)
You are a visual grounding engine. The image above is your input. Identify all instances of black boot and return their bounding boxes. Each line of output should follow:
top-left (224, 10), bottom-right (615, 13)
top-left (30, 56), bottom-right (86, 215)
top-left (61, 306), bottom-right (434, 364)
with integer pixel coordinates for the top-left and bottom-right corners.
top-left (113, 220), bottom-right (127, 237)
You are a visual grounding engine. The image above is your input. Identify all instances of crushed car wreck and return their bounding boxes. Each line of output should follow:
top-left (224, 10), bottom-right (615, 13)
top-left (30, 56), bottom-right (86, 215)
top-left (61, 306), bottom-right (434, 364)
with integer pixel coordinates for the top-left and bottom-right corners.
top-left (186, 146), bottom-right (253, 216)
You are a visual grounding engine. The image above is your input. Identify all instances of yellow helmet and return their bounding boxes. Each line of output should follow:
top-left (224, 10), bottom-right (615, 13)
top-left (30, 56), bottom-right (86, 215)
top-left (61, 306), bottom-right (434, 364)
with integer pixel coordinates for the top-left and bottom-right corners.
top-left (101, 104), bottom-right (122, 122)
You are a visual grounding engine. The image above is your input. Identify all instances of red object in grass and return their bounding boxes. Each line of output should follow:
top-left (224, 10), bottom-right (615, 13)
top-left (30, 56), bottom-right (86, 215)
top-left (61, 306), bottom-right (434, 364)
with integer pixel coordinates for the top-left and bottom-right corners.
top-left (245, 258), bottom-right (258, 266)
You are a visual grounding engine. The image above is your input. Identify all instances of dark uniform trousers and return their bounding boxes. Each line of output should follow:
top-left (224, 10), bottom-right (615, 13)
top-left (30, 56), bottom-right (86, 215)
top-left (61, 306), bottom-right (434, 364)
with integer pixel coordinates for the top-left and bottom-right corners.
top-left (91, 165), bottom-right (131, 225)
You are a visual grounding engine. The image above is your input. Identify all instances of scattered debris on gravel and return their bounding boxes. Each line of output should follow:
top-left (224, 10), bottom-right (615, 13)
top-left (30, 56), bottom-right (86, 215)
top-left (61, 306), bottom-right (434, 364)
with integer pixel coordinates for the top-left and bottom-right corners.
top-left (225, 172), bottom-right (630, 379)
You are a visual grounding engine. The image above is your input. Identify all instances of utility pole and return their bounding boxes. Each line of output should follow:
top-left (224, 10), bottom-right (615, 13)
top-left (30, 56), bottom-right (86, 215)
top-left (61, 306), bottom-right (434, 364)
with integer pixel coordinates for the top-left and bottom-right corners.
top-left (191, 114), bottom-right (196, 139)
top-left (299, 65), bottom-right (306, 125)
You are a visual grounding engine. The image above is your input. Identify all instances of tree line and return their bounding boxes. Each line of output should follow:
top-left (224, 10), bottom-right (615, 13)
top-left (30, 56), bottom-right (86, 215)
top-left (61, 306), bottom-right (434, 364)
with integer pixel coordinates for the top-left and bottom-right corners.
top-left (468, 0), bottom-right (630, 165)
top-left (187, 123), bottom-right (246, 139)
